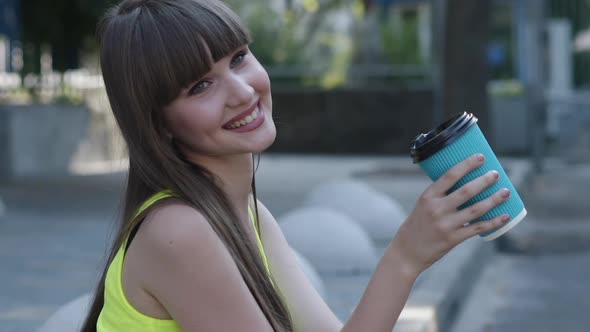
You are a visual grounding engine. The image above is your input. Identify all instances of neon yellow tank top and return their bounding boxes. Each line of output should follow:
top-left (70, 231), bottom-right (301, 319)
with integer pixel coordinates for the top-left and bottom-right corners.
top-left (96, 191), bottom-right (271, 331)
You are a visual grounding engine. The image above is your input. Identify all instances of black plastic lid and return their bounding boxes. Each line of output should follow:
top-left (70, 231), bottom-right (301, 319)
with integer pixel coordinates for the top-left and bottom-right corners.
top-left (410, 112), bottom-right (478, 163)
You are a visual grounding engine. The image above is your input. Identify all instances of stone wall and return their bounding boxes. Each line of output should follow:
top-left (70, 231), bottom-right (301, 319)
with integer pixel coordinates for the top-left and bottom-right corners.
top-left (268, 87), bottom-right (435, 154)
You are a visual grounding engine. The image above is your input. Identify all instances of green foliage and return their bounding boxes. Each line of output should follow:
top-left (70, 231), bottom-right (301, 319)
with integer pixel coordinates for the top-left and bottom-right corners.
top-left (225, 0), bottom-right (357, 89)
top-left (0, 83), bottom-right (83, 105)
top-left (378, 10), bottom-right (422, 65)
top-left (0, 87), bottom-right (32, 104)
top-left (51, 85), bottom-right (84, 105)
top-left (224, 1), bottom-right (307, 66)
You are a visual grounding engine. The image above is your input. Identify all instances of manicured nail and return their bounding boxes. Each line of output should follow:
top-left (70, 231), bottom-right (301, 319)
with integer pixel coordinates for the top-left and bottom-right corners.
top-left (491, 170), bottom-right (499, 179)
top-left (501, 188), bottom-right (511, 198)
top-left (476, 154), bottom-right (485, 162)
top-left (502, 214), bottom-right (510, 223)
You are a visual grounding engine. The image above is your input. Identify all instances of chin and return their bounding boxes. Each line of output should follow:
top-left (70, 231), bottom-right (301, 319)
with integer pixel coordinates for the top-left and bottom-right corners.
top-left (252, 127), bottom-right (276, 153)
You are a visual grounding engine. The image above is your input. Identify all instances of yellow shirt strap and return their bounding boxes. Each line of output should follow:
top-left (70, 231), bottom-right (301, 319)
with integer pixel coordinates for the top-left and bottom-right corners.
top-left (132, 190), bottom-right (177, 221)
top-left (249, 207), bottom-right (272, 277)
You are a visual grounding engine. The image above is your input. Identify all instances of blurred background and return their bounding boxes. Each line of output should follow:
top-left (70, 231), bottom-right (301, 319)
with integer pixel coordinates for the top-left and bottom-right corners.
top-left (1, 0), bottom-right (589, 331)
top-left (3, 0), bottom-right (590, 163)
top-left (1, 0), bottom-right (590, 162)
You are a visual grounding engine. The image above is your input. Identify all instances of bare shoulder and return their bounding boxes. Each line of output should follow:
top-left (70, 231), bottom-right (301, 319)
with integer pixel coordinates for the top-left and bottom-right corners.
top-left (141, 202), bottom-right (213, 247)
top-left (252, 199), bottom-right (279, 230)
top-left (133, 202), bottom-right (220, 263)
top-left (252, 199), bottom-right (291, 250)
top-left (130, 201), bottom-right (273, 331)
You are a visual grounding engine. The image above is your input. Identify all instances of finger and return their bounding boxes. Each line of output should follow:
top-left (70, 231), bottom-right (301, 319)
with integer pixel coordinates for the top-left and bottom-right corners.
top-left (453, 188), bottom-right (511, 228)
top-left (429, 153), bottom-right (485, 196)
top-left (454, 213), bottom-right (510, 242)
top-left (445, 170), bottom-right (500, 209)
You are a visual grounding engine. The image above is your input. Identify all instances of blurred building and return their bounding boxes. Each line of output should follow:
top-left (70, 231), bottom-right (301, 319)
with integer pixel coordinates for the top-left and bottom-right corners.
top-left (0, 0), bottom-right (21, 72)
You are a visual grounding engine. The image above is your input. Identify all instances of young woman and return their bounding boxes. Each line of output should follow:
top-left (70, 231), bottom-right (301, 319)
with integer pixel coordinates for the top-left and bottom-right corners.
top-left (82, 0), bottom-right (512, 331)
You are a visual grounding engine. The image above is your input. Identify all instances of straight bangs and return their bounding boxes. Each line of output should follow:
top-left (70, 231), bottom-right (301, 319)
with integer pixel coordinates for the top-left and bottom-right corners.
top-left (136, 0), bottom-right (251, 107)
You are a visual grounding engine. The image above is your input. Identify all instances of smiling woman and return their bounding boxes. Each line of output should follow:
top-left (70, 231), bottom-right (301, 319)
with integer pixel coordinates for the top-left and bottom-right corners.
top-left (81, 1), bottom-right (514, 332)
top-left (161, 44), bottom-right (276, 160)
top-left (81, 1), bottom-right (289, 331)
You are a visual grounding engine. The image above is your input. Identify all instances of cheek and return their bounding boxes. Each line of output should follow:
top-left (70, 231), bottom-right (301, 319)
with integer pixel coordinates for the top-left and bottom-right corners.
top-left (252, 64), bottom-right (271, 95)
top-left (165, 101), bottom-right (222, 139)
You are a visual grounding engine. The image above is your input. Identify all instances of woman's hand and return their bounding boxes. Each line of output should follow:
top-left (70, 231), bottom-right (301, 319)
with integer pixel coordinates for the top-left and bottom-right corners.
top-left (391, 153), bottom-right (511, 276)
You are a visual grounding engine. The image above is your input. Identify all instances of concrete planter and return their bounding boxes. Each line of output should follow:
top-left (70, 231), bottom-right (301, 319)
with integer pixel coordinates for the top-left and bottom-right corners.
top-left (559, 102), bottom-right (590, 163)
top-left (0, 104), bottom-right (89, 177)
top-left (279, 207), bottom-right (379, 274)
top-left (490, 96), bottom-right (530, 154)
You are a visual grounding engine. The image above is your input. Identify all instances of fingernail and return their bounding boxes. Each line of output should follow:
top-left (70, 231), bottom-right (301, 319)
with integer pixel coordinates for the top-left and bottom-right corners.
top-left (502, 214), bottom-right (510, 223)
top-left (501, 188), bottom-right (511, 198)
top-left (491, 170), bottom-right (499, 179)
top-left (476, 154), bottom-right (485, 162)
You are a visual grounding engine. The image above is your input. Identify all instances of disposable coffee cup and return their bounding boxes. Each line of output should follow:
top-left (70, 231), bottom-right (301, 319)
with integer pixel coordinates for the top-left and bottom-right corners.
top-left (410, 112), bottom-right (526, 241)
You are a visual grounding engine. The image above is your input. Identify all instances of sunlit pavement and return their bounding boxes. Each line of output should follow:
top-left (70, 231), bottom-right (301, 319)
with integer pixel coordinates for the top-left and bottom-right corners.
top-left (451, 251), bottom-right (590, 332)
top-left (452, 159), bottom-right (590, 332)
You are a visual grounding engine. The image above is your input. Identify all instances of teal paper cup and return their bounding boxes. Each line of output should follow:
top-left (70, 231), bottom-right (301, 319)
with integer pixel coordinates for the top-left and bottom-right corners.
top-left (410, 112), bottom-right (526, 241)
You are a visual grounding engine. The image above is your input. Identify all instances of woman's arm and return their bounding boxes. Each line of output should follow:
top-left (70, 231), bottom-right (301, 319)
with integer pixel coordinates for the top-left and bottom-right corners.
top-left (259, 154), bottom-right (511, 332)
top-left (257, 200), bottom-right (418, 332)
top-left (255, 200), bottom-right (344, 332)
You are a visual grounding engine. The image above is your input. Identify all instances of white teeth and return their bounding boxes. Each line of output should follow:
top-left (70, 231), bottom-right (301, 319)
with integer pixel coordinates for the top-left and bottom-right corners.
top-left (227, 105), bottom-right (260, 129)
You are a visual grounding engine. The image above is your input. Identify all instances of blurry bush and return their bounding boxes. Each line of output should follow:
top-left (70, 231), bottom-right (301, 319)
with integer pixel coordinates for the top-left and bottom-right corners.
top-left (488, 79), bottom-right (524, 98)
top-left (378, 9), bottom-right (422, 65)
top-left (226, 1), bottom-right (431, 89)
top-left (226, 0), bottom-right (358, 89)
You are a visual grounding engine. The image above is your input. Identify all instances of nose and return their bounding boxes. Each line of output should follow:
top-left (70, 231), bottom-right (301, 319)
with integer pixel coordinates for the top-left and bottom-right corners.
top-left (225, 73), bottom-right (255, 108)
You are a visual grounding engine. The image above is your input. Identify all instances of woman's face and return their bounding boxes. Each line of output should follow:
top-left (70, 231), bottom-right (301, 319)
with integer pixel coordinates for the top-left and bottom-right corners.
top-left (163, 45), bottom-right (275, 160)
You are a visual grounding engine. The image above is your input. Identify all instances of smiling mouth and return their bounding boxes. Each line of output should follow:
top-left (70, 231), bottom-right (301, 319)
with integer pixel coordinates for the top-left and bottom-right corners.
top-left (223, 100), bottom-right (261, 130)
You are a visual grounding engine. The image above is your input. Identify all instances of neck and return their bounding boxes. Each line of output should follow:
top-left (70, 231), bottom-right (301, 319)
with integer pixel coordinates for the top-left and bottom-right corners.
top-left (187, 152), bottom-right (254, 219)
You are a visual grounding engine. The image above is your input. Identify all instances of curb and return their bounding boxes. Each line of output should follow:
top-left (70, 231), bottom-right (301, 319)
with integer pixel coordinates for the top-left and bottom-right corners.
top-left (400, 238), bottom-right (495, 332)
top-left (496, 158), bottom-right (590, 254)
top-left (394, 158), bottom-right (531, 332)
top-left (496, 219), bottom-right (590, 254)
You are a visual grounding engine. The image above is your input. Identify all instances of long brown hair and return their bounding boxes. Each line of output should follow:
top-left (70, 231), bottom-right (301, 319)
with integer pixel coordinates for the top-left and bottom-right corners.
top-left (81, 0), bottom-right (292, 331)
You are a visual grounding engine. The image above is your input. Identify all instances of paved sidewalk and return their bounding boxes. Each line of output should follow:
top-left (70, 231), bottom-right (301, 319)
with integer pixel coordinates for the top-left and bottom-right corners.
top-left (497, 159), bottom-right (590, 254)
top-left (0, 174), bottom-right (122, 332)
top-left (451, 250), bottom-right (590, 332)
top-left (0, 154), bottom-right (529, 332)
top-left (451, 159), bottom-right (590, 332)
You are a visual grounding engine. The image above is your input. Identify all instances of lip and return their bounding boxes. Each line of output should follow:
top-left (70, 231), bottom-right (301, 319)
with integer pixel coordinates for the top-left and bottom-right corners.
top-left (223, 100), bottom-right (265, 133)
top-left (223, 99), bottom-right (260, 127)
